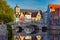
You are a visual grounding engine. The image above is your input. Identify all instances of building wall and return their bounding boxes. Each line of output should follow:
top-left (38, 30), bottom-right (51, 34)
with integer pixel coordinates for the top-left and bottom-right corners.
top-left (31, 11), bottom-right (41, 22)
top-left (15, 5), bottom-right (21, 22)
top-left (36, 11), bottom-right (41, 21)
top-left (50, 12), bottom-right (54, 25)
top-left (50, 8), bottom-right (60, 25)
top-left (25, 15), bottom-right (31, 22)
top-left (19, 12), bottom-right (25, 23)
top-left (49, 5), bottom-right (60, 40)
top-left (16, 7), bottom-right (20, 14)
top-left (59, 10), bottom-right (60, 25)
top-left (31, 17), bottom-right (36, 21)
top-left (47, 6), bottom-right (50, 25)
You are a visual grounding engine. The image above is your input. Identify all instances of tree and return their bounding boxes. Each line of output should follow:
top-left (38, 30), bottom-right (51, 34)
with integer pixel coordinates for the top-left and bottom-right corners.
top-left (7, 24), bottom-right (12, 40)
top-left (0, 0), bottom-right (14, 23)
top-left (0, 0), bottom-right (14, 40)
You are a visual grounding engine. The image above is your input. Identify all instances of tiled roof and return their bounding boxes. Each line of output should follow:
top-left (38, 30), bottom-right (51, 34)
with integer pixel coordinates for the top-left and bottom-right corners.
top-left (24, 11), bottom-right (31, 15)
top-left (31, 12), bottom-right (38, 17)
top-left (49, 4), bottom-right (60, 10)
top-left (22, 11), bottom-right (31, 16)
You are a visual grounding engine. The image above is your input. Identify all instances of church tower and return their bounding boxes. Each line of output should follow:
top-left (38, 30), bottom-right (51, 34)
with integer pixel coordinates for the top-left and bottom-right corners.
top-left (15, 4), bottom-right (20, 14)
top-left (14, 4), bottom-right (20, 22)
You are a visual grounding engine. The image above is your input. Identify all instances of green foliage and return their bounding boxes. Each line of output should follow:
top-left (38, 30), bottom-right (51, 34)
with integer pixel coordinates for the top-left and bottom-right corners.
top-left (7, 24), bottom-right (12, 40)
top-left (0, 0), bottom-right (14, 23)
top-left (0, 0), bottom-right (14, 40)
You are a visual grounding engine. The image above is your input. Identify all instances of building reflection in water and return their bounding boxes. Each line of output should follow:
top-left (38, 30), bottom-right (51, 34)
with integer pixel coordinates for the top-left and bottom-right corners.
top-left (17, 35), bottom-right (41, 40)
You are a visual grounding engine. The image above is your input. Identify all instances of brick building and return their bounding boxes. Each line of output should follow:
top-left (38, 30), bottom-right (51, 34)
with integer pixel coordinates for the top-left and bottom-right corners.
top-left (48, 4), bottom-right (60, 40)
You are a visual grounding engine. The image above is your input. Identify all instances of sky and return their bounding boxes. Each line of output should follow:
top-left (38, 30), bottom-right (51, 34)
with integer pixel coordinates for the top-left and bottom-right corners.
top-left (6, 0), bottom-right (60, 11)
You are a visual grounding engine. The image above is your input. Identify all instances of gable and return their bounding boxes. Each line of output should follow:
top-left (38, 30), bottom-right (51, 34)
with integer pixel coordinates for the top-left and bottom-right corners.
top-left (20, 12), bottom-right (24, 16)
